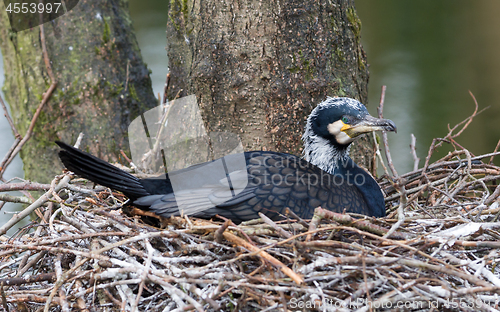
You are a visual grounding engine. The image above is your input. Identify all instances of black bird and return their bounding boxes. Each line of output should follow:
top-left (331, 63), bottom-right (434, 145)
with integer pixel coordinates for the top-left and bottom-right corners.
top-left (57, 97), bottom-right (396, 223)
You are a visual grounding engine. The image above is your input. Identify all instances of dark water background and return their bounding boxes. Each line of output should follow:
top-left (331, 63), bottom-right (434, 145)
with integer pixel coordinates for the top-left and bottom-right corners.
top-left (357, 0), bottom-right (500, 173)
top-left (1, 0), bottom-right (500, 232)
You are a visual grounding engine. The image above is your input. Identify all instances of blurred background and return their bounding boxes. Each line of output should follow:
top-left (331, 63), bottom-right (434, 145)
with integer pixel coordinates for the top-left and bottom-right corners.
top-left (1, 0), bottom-right (500, 229)
top-left (357, 0), bottom-right (500, 173)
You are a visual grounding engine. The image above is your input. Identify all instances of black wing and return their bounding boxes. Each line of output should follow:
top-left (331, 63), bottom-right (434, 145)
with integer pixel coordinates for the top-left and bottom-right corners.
top-left (143, 152), bottom-right (376, 222)
top-left (57, 142), bottom-right (383, 223)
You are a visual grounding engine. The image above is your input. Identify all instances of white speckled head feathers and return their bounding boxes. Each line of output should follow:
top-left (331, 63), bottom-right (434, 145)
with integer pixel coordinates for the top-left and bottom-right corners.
top-left (315, 97), bottom-right (365, 111)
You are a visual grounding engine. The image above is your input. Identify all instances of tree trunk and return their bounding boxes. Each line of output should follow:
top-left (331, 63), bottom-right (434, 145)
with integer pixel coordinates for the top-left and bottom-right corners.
top-left (0, 0), bottom-right (156, 183)
top-left (166, 0), bottom-right (373, 168)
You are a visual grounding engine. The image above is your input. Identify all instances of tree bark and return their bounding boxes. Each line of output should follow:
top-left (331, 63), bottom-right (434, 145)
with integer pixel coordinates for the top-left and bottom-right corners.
top-left (166, 0), bottom-right (373, 168)
top-left (0, 0), bottom-right (156, 183)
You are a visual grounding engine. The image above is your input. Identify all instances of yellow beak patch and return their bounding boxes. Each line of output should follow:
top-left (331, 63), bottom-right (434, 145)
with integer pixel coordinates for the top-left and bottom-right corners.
top-left (340, 121), bottom-right (351, 132)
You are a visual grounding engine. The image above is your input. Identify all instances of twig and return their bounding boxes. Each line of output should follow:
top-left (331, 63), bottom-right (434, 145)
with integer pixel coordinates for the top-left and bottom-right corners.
top-left (377, 86), bottom-right (406, 233)
top-left (223, 231), bottom-right (304, 284)
top-left (490, 139), bottom-right (500, 165)
top-left (214, 220), bottom-right (230, 243)
top-left (383, 185), bottom-right (407, 239)
top-left (377, 85), bottom-right (398, 178)
top-left (0, 194), bottom-right (33, 205)
top-left (0, 182), bottom-right (52, 192)
top-left (0, 137), bottom-right (21, 173)
top-left (285, 207), bottom-right (309, 229)
top-left (0, 174), bottom-right (69, 236)
top-left (0, 94), bottom-right (21, 173)
top-left (306, 210), bottom-right (321, 242)
top-left (0, 282), bottom-right (7, 312)
top-left (163, 72), bottom-right (170, 105)
top-left (310, 207), bottom-right (403, 238)
top-left (124, 59), bottom-right (130, 92)
top-left (0, 133), bottom-right (83, 234)
top-left (258, 212), bottom-right (292, 238)
top-left (132, 239), bottom-right (153, 311)
top-left (74, 133), bottom-right (84, 149)
top-left (420, 92), bottom-right (484, 179)
top-left (485, 184), bottom-right (500, 206)
top-left (451, 90), bottom-right (479, 139)
top-left (0, 95), bottom-right (19, 139)
top-left (119, 150), bottom-right (137, 172)
top-left (40, 22), bottom-right (55, 82)
top-left (410, 133), bottom-right (420, 171)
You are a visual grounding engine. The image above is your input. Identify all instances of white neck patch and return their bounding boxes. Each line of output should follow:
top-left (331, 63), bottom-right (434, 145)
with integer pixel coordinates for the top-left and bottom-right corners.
top-left (302, 120), bottom-right (350, 175)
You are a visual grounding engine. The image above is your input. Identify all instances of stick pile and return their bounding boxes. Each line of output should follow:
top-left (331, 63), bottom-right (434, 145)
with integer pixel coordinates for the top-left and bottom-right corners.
top-left (2, 91), bottom-right (500, 311)
top-left (0, 143), bottom-right (499, 311)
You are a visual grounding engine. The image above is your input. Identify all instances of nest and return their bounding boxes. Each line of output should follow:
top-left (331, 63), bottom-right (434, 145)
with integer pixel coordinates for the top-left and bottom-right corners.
top-left (2, 104), bottom-right (500, 312)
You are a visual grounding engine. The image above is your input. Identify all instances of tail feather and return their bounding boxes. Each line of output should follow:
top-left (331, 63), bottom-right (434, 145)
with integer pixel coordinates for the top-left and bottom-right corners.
top-left (56, 141), bottom-right (150, 199)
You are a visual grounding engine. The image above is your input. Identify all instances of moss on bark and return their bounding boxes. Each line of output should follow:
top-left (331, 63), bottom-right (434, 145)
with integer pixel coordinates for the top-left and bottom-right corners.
top-left (0, 0), bottom-right (157, 182)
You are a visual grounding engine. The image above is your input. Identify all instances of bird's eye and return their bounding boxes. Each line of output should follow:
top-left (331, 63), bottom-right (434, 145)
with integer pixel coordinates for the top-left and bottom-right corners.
top-left (341, 116), bottom-right (349, 124)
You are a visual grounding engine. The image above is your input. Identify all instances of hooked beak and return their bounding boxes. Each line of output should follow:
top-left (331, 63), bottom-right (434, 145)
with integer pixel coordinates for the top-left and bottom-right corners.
top-left (341, 114), bottom-right (397, 138)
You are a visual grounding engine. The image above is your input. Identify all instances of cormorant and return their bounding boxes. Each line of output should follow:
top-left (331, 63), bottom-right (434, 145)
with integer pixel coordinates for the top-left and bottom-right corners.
top-left (57, 97), bottom-right (396, 223)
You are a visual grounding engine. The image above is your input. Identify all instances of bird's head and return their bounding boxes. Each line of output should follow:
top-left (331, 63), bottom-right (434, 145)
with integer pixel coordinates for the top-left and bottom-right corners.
top-left (309, 97), bottom-right (397, 145)
top-left (302, 97), bottom-right (397, 172)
